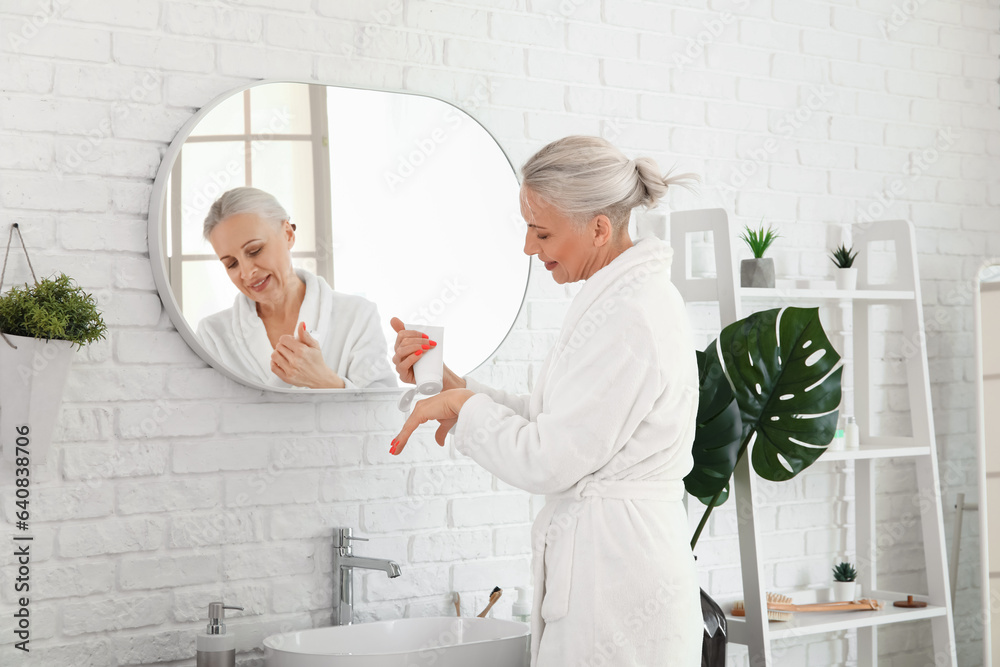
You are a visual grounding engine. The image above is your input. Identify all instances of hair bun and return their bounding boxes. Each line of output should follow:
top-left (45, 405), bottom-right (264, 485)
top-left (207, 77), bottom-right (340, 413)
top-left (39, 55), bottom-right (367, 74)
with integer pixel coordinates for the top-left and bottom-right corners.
top-left (634, 159), bottom-right (700, 208)
top-left (521, 135), bottom-right (698, 229)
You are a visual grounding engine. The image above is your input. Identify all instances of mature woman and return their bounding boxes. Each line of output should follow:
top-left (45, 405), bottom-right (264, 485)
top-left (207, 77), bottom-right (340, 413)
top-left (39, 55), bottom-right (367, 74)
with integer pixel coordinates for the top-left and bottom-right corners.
top-left (197, 187), bottom-right (396, 389)
top-left (390, 136), bottom-right (702, 666)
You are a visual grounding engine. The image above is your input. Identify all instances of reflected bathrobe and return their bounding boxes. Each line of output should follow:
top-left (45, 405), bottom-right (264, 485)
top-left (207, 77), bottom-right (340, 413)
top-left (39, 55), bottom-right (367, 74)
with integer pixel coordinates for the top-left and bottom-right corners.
top-left (454, 237), bottom-right (701, 667)
top-left (196, 268), bottom-right (397, 389)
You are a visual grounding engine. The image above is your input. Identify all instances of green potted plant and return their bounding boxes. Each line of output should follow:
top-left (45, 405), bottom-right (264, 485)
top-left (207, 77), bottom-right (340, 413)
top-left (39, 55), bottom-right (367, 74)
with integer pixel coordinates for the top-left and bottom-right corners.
top-left (687, 306), bottom-right (842, 545)
top-left (0, 272), bottom-right (106, 464)
top-left (738, 221), bottom-right (780, 288)
top-left (686, 306), bottom-right (842, 662)
top-left (831, 561), bottom-right (858, 602)
top-left (830, 243), bottom-right (859, 291)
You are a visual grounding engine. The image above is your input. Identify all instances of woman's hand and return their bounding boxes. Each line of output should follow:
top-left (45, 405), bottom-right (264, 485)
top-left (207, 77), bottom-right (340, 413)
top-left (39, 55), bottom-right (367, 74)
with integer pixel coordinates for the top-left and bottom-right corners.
top-left (272, 322), bottom-right (346, 388)
top-left (389, 317), bottom-right (466, 390)
top-left (390, 388), bottom-right (475, 455)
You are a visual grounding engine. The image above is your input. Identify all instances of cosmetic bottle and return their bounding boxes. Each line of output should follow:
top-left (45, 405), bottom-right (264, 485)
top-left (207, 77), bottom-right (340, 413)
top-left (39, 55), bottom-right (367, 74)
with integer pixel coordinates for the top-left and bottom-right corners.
top-left (830, 417), bottom-right (846, 451)
top-left (196, 602), bottom-right (243, 667)
top-left (844, 416), bottom-right (859, 450)
top-left (512, 587), bottom-right (532, 623)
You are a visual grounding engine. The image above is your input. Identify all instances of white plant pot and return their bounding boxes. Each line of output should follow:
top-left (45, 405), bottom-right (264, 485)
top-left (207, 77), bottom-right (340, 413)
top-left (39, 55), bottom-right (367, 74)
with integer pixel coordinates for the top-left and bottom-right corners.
top-left (0, 335), bottom-right (75, 465)
top-left (831, 580), bottom-right (858, 602)
top-left (835, 268), bottom-right (858, 291)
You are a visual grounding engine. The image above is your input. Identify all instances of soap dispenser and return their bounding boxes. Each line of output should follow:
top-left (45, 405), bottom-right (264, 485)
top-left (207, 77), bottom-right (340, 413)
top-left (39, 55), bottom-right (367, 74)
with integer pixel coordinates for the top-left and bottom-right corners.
top-left (196, 602), bottom-right (243, 667)
top-left (512, 587), bottom-right (532, 623)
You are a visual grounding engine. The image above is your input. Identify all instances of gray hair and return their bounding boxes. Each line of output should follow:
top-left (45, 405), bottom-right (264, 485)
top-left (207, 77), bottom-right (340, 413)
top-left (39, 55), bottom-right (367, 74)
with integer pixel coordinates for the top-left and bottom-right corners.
top-left (203, 187), bottom-right (290, 239)
top-left (520, 135), bottom-right (699, 230)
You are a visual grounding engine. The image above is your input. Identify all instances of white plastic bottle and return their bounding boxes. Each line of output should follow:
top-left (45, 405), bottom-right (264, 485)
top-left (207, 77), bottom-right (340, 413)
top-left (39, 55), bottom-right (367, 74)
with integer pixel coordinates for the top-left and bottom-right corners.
top-left (845, 416), bottom-right (860, 450)
top-left (512, 587), bottom-right (532, 623)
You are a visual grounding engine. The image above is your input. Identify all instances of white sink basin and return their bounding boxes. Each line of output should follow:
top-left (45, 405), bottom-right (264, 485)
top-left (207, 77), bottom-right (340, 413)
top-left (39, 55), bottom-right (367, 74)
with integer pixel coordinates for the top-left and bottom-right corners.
top-left (263, 616), bottom-right (529, 667)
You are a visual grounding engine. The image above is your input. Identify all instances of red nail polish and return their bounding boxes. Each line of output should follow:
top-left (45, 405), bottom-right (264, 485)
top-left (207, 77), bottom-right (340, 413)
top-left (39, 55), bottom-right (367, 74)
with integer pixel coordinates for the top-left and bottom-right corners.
top-left (391, 438), bottom-right (398, 446)
top-left (414, 350), bottom-right (422, 357)
top-left (421, 333), bottom-right (429, 339)
top-left (429, 341), bottom-right (437, 347)
top-left (389, 445), bottom-right (395, 454)
top-left (421, 344), bottom-right (429, 350)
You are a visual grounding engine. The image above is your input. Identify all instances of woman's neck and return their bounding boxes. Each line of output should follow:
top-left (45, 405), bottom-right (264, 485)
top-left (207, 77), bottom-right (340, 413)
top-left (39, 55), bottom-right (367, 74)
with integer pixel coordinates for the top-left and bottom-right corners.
top-left (584, 234), bottom-right (634, 280)
top-left (256, 271), bottom-right (306, 323)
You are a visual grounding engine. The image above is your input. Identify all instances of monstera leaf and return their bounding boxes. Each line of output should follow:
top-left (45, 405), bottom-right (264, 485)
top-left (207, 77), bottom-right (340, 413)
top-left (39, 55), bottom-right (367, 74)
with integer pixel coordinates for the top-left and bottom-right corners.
top-left (690, 307), bottom-right (842, 549)
top-left (719, 307), bottom-right (842, 480)
top-left (684, 350), bottom-right (743, 507)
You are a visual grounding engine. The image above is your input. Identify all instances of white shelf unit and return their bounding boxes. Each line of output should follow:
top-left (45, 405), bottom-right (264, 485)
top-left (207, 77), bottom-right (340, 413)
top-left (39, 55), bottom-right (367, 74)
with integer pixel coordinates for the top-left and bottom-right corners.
top-left (669, 209), bottom-right (957, 666)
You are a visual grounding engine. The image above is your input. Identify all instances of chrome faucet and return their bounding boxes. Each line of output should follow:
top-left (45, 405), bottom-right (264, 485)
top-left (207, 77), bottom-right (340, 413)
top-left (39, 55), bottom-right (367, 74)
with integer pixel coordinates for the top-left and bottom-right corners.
top-left (332, 527), bottom-right (402, 626)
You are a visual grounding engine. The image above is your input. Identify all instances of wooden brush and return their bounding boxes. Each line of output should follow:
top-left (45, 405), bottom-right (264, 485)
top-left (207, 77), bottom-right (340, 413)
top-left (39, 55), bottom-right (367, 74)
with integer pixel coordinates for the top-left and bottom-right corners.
top-left (732, 593), bottom-right (883, 619)
top-left (453, 592), bottom-right (461, 617)
top-left (477, 587), bottom-right (502, 618)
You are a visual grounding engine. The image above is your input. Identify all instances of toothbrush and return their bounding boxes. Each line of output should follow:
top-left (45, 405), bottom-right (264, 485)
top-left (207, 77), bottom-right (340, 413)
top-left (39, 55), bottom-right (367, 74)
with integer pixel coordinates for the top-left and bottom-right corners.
top-left (477, 587), bottom-right (502, 618)
top-left (453, 592), bottom-right (461, 617)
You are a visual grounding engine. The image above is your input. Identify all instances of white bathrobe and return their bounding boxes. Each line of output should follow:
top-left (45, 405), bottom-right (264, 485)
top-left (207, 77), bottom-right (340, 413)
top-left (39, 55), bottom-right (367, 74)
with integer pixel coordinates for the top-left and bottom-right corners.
top-left (196, 268), bottom-right (397, 389)
top-left (454, 238), bottom-right (701, 667)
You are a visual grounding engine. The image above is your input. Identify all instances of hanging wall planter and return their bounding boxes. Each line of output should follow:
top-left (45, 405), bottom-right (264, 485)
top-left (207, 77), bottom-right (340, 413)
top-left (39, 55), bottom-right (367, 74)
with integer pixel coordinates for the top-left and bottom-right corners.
top-left (0, 336), bottom-right (75, 464)
top-left (0, 224), bottom-right (106, 465)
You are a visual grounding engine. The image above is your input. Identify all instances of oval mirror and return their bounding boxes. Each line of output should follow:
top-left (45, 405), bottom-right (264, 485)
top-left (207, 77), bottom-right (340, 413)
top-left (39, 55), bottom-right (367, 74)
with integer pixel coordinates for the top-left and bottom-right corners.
top-left (149, 81), bottom-right (529, 392)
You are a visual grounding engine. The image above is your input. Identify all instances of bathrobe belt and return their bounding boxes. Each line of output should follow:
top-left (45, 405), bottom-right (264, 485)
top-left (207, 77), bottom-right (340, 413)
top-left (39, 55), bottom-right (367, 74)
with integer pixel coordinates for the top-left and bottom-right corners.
top-left (528, 479), bottom-right (686, 660)
top-left (545, 478), bottom-right (685, 503)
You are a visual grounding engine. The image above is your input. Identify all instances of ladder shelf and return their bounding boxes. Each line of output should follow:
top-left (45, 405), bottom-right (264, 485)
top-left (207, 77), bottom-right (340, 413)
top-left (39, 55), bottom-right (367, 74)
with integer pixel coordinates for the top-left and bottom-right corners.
top-left (670, 209), bottom-right (957, 667)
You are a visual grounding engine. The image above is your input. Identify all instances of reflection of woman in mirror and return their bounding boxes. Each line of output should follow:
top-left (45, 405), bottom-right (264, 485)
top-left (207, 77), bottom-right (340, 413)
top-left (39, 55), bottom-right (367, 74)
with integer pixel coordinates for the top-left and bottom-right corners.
top-left (197, 187), bottom-right (396, 389)
top-left (389, 136), bottom-right (702, 666)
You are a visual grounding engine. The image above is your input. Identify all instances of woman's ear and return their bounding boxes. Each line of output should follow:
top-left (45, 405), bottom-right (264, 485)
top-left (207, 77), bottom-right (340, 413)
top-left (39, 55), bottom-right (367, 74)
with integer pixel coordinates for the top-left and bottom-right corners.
top-left (283, 220), bottom-right (296, 248)
top-left (590, 214), bottom-right (614, 247)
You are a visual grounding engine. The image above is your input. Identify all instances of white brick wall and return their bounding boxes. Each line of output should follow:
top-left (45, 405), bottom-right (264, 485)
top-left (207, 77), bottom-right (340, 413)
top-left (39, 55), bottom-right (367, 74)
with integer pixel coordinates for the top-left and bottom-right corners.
top-left (0, 1), bottom-right (997, 666)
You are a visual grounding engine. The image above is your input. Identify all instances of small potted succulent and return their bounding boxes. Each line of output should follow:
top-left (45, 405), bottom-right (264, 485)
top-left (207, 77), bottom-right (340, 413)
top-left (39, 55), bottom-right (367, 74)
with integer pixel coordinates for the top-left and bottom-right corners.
top-left (738, 221), bottom-right (779, 288)
top-left (830, 243), bottom-right (859, 291)
top-left (0, 272), bottom-right (106, 464)
top-left (831, 561), bottom-right (858, 602)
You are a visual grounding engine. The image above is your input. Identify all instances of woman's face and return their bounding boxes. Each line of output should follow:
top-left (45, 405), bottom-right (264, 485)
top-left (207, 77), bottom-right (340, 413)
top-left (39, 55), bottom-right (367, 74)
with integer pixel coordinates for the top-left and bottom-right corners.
top-left (208, 212), bottom-right (297, 305)
top-left (520, 186), bottom-right (606, 284)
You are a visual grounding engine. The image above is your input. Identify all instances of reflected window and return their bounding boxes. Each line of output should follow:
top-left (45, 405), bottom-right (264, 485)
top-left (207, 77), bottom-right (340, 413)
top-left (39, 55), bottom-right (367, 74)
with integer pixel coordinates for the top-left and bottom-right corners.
top-left (163, 83), bottom-right (329, 326)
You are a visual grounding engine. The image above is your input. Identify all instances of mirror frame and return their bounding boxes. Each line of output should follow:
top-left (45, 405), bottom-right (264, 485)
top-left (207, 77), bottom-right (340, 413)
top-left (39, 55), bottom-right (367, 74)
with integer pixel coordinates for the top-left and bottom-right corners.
top-left (148, 79), bottom-right (529, 394)
top-left (975, 262), bottom-right (999, 666)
